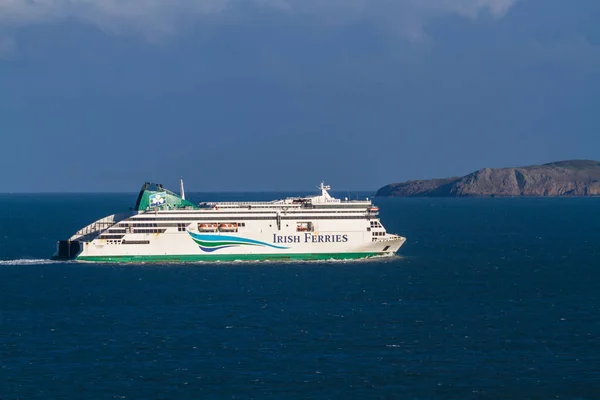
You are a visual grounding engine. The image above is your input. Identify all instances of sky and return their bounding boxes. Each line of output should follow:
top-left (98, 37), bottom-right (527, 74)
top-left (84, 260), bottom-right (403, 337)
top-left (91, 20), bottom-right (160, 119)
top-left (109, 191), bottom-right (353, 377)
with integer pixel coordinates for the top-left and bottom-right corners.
top-left (0, 0), bottom-right (599, 192)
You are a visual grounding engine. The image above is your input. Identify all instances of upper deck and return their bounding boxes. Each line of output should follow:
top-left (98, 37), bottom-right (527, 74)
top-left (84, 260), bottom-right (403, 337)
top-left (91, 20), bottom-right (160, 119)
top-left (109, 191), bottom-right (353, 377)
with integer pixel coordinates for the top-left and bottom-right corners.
top-left (135, 181), bottom-right (376, 214)
top-left (201, 183), bottom-right (373, 211)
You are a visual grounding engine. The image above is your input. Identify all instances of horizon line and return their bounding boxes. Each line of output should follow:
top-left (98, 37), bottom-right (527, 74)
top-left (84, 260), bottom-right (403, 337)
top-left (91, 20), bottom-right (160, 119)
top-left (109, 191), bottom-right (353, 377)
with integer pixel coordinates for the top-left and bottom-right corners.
top-left (0, 189), bottom-right (378, 195)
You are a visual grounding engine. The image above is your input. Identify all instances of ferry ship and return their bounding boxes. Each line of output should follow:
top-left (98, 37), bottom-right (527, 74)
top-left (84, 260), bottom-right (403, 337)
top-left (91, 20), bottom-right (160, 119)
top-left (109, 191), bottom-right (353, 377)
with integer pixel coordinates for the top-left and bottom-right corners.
top-left (53, 181), bottom-right (406, 262)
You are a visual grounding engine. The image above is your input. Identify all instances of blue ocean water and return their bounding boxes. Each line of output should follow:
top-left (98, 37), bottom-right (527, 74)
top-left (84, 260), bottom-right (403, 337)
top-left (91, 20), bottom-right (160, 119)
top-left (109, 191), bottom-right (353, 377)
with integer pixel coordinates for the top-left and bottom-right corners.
top-left (1, 193), bottom-right (599, 399)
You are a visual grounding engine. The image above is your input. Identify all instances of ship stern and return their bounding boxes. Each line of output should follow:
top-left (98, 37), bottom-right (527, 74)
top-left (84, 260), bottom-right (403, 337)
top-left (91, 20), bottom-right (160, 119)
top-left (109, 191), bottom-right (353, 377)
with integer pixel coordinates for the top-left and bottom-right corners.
top-left (52, 240), bottom-right (83, 260)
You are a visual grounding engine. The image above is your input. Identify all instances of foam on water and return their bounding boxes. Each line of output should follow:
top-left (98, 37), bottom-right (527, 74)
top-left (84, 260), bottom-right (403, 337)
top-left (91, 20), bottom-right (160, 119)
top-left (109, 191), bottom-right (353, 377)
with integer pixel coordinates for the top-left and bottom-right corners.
top-left (72, 255), bottom-right (402, 267)
top-left (0, 258), bottom-right (63, 266)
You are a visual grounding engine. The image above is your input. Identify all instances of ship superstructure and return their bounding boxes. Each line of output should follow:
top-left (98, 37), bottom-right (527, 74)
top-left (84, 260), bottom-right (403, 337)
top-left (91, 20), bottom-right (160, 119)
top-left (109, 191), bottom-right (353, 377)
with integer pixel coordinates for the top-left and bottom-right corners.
top-left (54, 181), bottom-right (406, 262)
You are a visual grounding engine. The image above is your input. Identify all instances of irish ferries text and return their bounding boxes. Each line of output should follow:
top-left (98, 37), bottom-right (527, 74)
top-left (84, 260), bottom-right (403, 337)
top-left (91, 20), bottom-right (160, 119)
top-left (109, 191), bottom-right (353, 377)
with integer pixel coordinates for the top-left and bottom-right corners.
top-left (274, 233), bottom-right (349, 244)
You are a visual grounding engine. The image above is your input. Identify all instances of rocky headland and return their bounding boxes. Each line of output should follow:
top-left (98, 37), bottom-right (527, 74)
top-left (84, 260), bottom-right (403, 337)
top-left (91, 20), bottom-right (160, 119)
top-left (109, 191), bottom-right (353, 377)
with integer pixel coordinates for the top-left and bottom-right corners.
top-left (376, 160), bottom-right (600, 197)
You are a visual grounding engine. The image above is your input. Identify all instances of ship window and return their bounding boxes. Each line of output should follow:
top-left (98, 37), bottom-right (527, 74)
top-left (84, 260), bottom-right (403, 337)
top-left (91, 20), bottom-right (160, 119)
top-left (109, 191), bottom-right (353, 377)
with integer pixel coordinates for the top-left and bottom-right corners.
top-left (296, 222), bottom-right (314, 232)
top-left (367, 227), bottom-right (371, 231)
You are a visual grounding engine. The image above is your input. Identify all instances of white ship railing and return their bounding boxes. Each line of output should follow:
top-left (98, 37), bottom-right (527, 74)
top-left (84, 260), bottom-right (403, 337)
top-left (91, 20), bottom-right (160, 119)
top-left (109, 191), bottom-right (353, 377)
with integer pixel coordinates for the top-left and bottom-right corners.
top-left (206, 200), bottom-right (372, 207)
top-left (69, 212), bottom-right (133, 241)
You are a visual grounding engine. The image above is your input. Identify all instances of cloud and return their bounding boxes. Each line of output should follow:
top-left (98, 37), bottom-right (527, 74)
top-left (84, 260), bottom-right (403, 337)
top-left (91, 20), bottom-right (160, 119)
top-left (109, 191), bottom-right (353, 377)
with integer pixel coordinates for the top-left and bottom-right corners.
top-left (0, 0), bottom-right (518, 41)
top-left (341, 0), bottom-right (519, 40)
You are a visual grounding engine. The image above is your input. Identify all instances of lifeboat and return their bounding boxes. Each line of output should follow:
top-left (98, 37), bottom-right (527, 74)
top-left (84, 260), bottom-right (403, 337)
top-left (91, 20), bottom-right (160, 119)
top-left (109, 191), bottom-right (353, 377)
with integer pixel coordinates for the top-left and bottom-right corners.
top-left (368, 206), bottom-right (379, 213)
top-left (218, 223), bottom-right (238, 232)
top-left (198, 223), bottom-right (218, 232)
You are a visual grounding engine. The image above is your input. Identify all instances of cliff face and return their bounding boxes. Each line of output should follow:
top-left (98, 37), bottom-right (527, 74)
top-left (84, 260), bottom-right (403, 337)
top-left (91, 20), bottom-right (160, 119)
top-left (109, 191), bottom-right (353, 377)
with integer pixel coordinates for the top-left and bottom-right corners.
top-left (377, 160), bottom-right (600, 197)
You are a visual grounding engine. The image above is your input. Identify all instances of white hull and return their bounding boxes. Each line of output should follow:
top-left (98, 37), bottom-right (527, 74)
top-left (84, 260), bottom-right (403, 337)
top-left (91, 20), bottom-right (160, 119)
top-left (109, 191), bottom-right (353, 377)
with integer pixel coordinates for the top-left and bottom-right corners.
top-left (78, 227), bottom-right (405, 261)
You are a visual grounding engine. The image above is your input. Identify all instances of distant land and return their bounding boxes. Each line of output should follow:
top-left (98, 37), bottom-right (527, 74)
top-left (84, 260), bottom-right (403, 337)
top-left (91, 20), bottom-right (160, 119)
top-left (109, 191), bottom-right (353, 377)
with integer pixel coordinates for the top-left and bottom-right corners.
top-left (376, 160), bottom-right (600, 197)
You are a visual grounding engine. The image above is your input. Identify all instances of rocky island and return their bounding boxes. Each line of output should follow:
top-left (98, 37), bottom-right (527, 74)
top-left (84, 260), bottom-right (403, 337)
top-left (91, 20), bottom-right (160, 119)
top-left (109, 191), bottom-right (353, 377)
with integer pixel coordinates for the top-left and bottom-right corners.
top-left (377, 160), bottom-right (600, 197)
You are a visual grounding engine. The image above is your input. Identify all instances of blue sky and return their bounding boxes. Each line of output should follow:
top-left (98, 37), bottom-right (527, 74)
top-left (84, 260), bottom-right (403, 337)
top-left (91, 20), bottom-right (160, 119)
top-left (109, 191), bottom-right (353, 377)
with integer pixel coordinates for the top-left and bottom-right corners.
top-left (1, 0), bottom-right (599, 192)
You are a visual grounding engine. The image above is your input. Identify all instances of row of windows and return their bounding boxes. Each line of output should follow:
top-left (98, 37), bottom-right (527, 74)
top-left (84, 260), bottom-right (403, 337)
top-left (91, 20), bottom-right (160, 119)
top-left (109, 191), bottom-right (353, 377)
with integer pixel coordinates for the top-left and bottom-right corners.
top-left (118, 223), bottom-right (184, 229)
top-left (311, 205), bottom-right (368, 209)
top-left (130, 215), bottom-right (368, 222)
top-left (150, 210), bottom-right (366, 214)
top-left (133, 229), bottom-right (167, 234)
top-left (125, 223), bottom-right (158, 227)
top-left (133, 217), bottom-right (273, 222)
top-left (100, 239), bottom-right (155, 245)
top-left (154, 210), bottom-right (280, 215)
top-left (283, 216), bottom-right (367, 220)
top-left (370, 221), bottom-right (383, 228)
top-left (372, 231), bottom-right (386, 237)
top-left (99, 234), bottom-right (125, 240)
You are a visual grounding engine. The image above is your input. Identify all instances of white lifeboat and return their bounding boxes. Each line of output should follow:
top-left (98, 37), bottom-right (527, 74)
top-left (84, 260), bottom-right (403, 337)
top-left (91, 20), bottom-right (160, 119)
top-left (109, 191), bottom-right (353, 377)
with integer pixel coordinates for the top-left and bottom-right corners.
top-left (198, 223), bottom-right (218, 232)
top-left (218, 223), bottom-right (238, 232)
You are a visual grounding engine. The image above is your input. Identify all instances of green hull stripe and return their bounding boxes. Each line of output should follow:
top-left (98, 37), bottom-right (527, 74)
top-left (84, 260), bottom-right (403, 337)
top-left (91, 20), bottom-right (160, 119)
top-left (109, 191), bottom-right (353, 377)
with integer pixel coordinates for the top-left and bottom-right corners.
top-left (76, 252), bottom-right (386, 263)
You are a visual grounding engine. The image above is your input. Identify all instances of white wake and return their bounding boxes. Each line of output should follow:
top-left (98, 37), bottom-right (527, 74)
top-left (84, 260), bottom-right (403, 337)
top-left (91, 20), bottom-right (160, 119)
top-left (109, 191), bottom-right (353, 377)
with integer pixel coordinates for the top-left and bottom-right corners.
top-left (0, 259), bottom-right (63, 266)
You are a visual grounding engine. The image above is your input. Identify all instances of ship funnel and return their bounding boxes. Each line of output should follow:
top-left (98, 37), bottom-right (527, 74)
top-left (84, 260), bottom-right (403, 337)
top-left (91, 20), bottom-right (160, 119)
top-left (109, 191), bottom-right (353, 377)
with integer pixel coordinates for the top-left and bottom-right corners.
top-left (180, 177), bottom-right (186, 200)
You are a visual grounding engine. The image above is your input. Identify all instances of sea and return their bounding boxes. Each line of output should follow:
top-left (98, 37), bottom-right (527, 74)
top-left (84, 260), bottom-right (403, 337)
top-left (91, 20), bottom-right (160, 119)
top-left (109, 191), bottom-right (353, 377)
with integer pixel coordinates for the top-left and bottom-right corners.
top-left (0, 192), bottom-right (599, 399)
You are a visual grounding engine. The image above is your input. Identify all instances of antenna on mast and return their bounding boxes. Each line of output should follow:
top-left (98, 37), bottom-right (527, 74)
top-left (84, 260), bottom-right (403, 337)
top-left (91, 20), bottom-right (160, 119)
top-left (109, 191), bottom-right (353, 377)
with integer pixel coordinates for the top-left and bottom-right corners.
top-left (180, 177), bottom-right (186, 200)
top-left (319, 181), bottom-right (332, 199)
